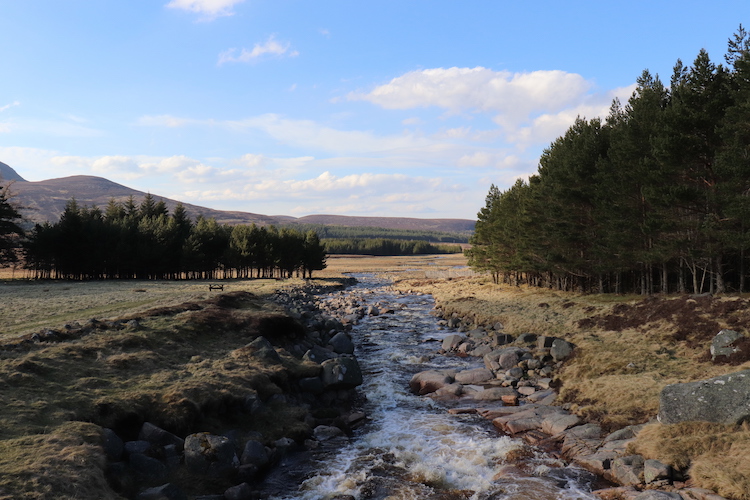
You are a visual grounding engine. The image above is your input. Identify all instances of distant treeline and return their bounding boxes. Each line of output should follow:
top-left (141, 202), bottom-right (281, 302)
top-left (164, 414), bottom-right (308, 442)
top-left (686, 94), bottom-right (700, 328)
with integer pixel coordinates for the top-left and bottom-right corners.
top-left (468, 29), bottom-right (750, 295)
top-left (323, 238), bottom-right (462, 256)
top-left (282, 223), bottom-right (471, 243)
top-left (23, 195), bottom-right (326, 280)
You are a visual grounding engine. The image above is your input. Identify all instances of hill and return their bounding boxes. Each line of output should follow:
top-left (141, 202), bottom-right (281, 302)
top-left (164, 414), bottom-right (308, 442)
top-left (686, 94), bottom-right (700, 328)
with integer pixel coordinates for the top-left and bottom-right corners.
top-left (0, 163), bottom-right (475, 233)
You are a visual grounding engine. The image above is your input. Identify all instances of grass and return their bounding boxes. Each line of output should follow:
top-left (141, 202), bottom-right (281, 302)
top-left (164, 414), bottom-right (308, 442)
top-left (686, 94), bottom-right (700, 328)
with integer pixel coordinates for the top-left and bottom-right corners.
top-left (3, 255), bottom-right (750, 498)
top-left (393, 267), bottom-right (750, 499)
top-left (0, 273), bottom-right (350, 498)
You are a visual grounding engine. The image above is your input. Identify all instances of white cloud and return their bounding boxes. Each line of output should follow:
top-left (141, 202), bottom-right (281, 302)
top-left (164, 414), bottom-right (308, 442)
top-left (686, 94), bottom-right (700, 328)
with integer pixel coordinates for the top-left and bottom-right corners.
top-left (137, 115), bottom-right (199, 128)
top-left (347, 66), bottom-right (635, 151)
top-left (218, 36), bottom-right (298, 65)
top-left (0, 101), bottom-right (20, 113)
top-left (349, 67), bottom-right (591, 116)
top-left (166, 0), bottom-right (245, 19)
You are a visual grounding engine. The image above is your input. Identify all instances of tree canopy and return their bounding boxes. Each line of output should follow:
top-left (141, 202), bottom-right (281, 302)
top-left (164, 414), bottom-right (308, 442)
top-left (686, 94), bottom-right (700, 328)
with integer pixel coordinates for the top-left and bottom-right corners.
top-left (467, 26), bottom-right (750, 295)
top-left (24, 198), bottom-right (326, 280)
top-left (0, 181), bottom-right (25, 267)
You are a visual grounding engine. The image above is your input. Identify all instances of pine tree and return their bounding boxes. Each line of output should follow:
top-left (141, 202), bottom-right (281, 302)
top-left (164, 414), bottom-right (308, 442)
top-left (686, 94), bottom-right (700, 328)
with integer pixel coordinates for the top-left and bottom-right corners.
top-left (0, 182), bottom-right (25, 266)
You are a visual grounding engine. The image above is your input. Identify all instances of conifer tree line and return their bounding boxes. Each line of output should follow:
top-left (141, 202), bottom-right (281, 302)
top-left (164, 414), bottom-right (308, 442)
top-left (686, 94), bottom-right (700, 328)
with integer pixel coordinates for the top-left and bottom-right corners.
top-left (468, 26), bottom-right (750, 295)
top-left (22, 194), bottom-right (327, 280)
top-left (323, 237), bottom-right (462, 256)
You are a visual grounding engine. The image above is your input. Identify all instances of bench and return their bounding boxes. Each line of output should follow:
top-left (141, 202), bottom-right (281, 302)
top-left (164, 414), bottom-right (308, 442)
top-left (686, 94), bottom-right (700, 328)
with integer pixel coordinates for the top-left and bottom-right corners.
top-left (208, 284), bottom-right (224, 291)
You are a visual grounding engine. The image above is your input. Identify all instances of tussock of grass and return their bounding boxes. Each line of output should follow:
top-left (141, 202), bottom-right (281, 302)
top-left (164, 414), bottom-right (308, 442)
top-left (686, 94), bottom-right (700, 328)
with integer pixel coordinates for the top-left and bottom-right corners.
top-left (0, 422), bottom-right (116, 500)
top-left (631, 422), bottom-right (750, 500)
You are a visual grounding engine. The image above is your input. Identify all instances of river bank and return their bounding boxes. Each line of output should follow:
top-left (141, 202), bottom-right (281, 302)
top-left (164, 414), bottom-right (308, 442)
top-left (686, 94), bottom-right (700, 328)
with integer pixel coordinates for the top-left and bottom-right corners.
top-left (394, 274), bottom-right (750, 500)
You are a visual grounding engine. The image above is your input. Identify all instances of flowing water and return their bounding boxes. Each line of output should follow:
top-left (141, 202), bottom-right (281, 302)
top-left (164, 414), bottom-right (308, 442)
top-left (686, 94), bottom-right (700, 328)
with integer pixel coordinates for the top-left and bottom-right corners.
top-left (271, 275), bottom-right (601, 500)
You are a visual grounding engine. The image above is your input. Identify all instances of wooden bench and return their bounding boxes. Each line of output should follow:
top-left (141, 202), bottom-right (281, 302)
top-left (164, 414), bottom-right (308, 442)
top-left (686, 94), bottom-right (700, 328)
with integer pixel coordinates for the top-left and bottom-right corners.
top-left (208, 284), bottom-right (224, 291)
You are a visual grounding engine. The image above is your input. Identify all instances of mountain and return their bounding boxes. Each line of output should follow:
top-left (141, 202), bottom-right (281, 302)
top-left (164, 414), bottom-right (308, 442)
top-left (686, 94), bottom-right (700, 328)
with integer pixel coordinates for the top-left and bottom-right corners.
top-left (0, 163), bottom-right (475, 233)
top-left (0, 161), bottom-right (26, 182)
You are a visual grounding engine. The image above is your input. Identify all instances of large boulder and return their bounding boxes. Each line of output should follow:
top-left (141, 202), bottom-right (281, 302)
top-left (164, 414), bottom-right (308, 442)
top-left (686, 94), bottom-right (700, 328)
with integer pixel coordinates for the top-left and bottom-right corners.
top-left (550, 339), bottom-right (575, 362)
top-left (329, 331), bottom-right (355, 354)
top-left (184, 433), bottom-right (237, 478)
top-left (710, 329), bottom-right (743, 360)
top-left (320, 355), bottom-right (363, 389)
top-left (441, 334), bottom-right (464, 351)
top-left (658, 369), bottom-right (750, 424)
top-left (409, 370), bottom-right (454, 395)
top-left (453, 368), bottom-right (493, 385)
top-left (138, 422), bottom-right (185, 451)
top-left (484, 347), bottom-right (527, 371)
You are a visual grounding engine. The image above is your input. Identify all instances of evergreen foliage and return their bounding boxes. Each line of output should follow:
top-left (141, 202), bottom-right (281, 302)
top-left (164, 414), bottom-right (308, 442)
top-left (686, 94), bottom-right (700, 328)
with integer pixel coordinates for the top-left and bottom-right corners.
top-left (323, 238), bottom-right (462, 256)
top-left (468, 27), bottom-right (750, 294)
top-left (281, 223), bottom-right (471, 243)
top-left (0, 181), bottom-right (25, 266)
top-left (23, 199), bottom-right (327, 280)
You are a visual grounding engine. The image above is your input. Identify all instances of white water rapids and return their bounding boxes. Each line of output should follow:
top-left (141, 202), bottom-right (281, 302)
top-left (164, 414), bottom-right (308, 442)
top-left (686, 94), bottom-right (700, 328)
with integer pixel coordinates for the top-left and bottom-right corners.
top-left (272, 275), bottom-right (602, 500)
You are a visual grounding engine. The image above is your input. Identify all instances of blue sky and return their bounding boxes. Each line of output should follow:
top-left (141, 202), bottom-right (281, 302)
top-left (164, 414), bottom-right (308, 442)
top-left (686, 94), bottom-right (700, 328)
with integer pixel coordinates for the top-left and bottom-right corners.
top-left (0, 1), bottom-right (747, 219)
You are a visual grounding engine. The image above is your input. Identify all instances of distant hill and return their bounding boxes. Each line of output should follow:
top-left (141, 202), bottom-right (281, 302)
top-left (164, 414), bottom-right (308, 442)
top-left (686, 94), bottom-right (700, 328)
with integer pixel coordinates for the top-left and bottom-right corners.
top-left (0, 162), bottom-right (475, 233)
top-left (0, 161), bottom-right (26, 182)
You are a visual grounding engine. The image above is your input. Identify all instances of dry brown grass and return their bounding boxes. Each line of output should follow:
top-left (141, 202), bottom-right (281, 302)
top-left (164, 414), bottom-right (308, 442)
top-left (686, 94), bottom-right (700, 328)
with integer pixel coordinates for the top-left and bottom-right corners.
top-left (631, 422), bottom-right (750, 500)
top-left (395, 272), bottom-right (750, 498)
top-left (4, 256), bottom-right (750, 498)
top-left (0, 270), bottom-right (357, 498)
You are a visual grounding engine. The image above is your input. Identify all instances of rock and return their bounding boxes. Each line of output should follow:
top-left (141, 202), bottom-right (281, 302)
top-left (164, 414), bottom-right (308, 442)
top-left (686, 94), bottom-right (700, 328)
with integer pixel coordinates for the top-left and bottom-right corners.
top-left (240, 440), bottom-right (270, 467)
top-left (314, 425), bottom-right (345, 441)
top-left (604, 424), bottom-right (645, 443)
top-left (409, 370), bottom-right (454, 395)
top-left (467, 328), bottom-right (486, 339)
top-left (138, 422), bottom-right (185, 451)
top-left (184, 433), bottom-right (237, 478)
top-left (129, 453), bottom-right (168, 482)
top-left (515, 333), bottom-right (538, 345)
top-left (658, 369), bottom-right (750, 424)
top-left (484, 347), bottom-right (527, 371)
top-left (611, 455), bottom-right (644, 486)
top-left (299, 376), bottom-right (325, 395)
top-left (163, 444), bottom-right (180, 470)
top-left (592, 486), bottom-right (640, 500)
top-left (246, 336), bottom-right (281, 363)
top-left (574, 450), bottom-right (618, 475)
top-left (434, 383), bottom-right (463, 397)
top-left (454, 368), bottom-right (494, 384)
top-left (469, 344), bottom-right (493, 357)
top-left (329, 331), bottom-right (355, 354)
top-left (710, 329), bottom-right (743, 360)
top-left (321, 356), bottom-right (363, 390)
top-left (643, 458), bottom-right (671, 484)
top-left (550, 339), bottom-right (575, 362)
top-left (527, 389), bottom-right (557, 404)
top-left (303, 345), bottom-right (336, 363)
top-left (366, 305), bottom-right (380, 316)
top-left (517, 386), bottom-right (536, 396)
top-left (441, 334), bottom-right (464, 351)
top-left (136, 483), bottom-right (187, 500)
top-left (540, 412), bottom-right (580, 435)
top-left (124, 440), bottom-right (151, 455)
top-left (633, 492), bottom-right (683, 500)
top-left (224, 482), bottom-right (254, 500)
top-left (102, 428), bottom-right (124, 461)
top-left (536, 336), bottom-right (556, 349)
top-left (473, 387), bottom-right (518, 401)
top-left (491, 333), bottom-right (514, 346)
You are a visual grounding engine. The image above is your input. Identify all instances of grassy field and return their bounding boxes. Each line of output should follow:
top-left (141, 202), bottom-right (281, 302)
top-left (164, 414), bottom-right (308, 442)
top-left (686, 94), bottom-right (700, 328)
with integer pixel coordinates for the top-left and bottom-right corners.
top-left (2, 254), bottom-right (750, 498)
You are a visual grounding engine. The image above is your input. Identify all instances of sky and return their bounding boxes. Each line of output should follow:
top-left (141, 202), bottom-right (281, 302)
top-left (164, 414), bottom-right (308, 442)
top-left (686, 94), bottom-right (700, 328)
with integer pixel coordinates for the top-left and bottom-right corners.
top-left (0, 1), bottom-right (747, 220)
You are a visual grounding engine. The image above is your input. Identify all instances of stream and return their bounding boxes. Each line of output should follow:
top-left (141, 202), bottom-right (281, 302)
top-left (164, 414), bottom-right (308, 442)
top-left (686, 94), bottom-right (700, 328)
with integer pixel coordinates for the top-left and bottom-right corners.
top-left (268, 274), bottom-right (601, 500)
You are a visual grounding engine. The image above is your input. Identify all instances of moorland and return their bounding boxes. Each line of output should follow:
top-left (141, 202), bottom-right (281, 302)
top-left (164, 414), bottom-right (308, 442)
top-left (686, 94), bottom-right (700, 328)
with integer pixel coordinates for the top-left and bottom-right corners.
top-left (2, 254), bottom-right (750, 498)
